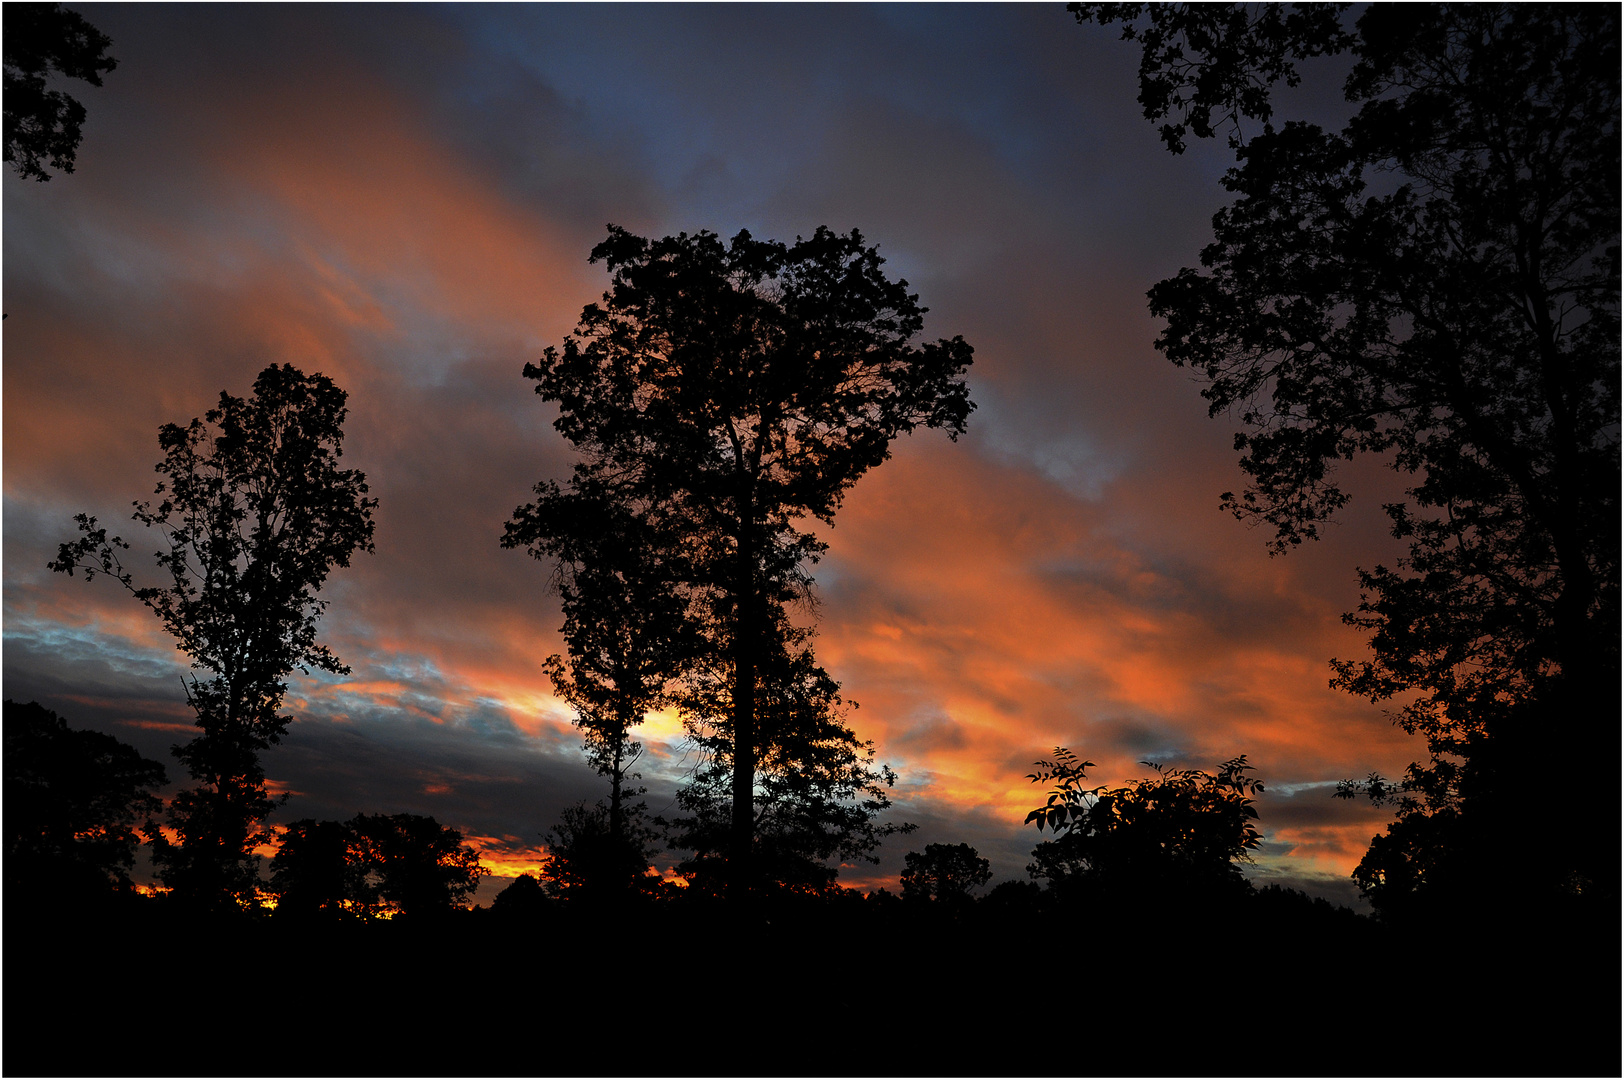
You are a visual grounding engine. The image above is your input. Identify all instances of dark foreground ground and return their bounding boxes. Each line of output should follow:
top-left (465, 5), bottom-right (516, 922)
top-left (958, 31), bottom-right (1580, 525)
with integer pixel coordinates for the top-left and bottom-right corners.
top-left (5, 887), bottom-right (1618, 1077)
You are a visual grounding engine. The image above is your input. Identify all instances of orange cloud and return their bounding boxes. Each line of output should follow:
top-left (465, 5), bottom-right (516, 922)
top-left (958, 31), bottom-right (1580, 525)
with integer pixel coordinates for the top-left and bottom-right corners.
top-left (800, 439), bottom-right (1417, 879)
top-left (461, 836), bottom-right (550, 881)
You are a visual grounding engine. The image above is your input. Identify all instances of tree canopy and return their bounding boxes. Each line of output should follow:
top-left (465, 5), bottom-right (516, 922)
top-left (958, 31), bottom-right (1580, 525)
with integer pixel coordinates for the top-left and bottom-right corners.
top-left (1071, 2), bottom-right (1354, 154)
top-left (269, 818), bottom-right (364, 919)
top-left (3, 2), bottom-right (116, 181)
top-left (900, 843), bottom-right (993, 906)
top-left (349, 813), bottom-right (487, 919)
top-left (539, 800), bottom-right (661, 902)
top-left (516, 224), bottom-right (973, 893)
top-left (270, 814), bottom-right (487, 920)
top-left (51, 363), bottom-right (377, 909)
top-left (1073, 2), bottom-right (1620, 918)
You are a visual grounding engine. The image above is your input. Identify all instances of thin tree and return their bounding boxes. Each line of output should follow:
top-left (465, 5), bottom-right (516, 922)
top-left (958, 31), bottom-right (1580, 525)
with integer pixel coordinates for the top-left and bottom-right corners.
top-left (505, 477), bottom-right (691, 873)
top-left (51, 364), bottom-right (376, 909)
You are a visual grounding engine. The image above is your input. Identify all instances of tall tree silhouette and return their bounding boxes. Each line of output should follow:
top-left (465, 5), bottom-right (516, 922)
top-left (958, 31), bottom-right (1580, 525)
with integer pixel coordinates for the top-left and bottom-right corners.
top-left (51, 364), bottom-right (376, 910)
top-left (3, 2), bottom-right (116, 181)
top-left (518, 224), bottom-right (973, 894)
top-left (4, 699), bottom-right (167, 903)
top-left (1074, 4), bottom-right (1620, 916)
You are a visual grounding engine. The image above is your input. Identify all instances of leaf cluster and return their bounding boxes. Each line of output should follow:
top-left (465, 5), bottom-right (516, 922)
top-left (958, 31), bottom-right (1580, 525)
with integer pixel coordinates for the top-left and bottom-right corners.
top-left (2, 1), bottom-right (116, 180)
top-left (1025, 749), bottom-right (1265, 891)
top-left (529, 224), bottom-right (973, 523)
top-left (1070, 2), bottom-right (1355, 153)
top-left (521, 225), bottom-right (973, 618)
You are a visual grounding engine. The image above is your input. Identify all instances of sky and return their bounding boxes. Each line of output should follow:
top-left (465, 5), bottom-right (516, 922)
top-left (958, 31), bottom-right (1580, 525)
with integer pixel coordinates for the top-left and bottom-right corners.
top-left (2, 3), bottom-right (1419, 909)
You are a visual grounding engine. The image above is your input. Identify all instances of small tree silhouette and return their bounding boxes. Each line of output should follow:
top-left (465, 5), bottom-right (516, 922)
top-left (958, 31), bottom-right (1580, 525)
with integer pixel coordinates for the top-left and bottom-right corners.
top-left (349, 813), bottom-right (487, 920)
top-left (4, 700), bottom-right (167, 902)
top-left (539, 800), bottom-right (659, 902)
top-left (490, 872), bottom-right (549, 919)
top-left (506, 482), bottom-right (691, 865)
top-left (269, 818), bottom-right (364, 919)
top-left (900, 843), bottom-right (992, 906)
top-left (1025, 749), bottom-right (1264, 896)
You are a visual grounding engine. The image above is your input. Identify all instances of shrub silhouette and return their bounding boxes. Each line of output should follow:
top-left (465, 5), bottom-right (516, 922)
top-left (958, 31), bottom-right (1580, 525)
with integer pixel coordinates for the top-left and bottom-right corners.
top-left (1025, 748), bottom-right (1264, 898)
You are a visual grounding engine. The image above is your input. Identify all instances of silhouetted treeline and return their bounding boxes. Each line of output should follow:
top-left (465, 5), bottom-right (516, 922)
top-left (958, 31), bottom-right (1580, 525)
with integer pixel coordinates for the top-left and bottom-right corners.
top-left (7, 856), bottom-right (1611, 1077)
top-left (270, 813), bottom-right (486, 921)
top-left (8, 708), bottom-right (1616, 1076)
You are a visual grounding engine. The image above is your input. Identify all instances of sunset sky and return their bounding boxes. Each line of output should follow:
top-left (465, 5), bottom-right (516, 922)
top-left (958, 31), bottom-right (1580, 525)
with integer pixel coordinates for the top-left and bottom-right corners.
top-left (2, 4), bottom-right (1418, 908)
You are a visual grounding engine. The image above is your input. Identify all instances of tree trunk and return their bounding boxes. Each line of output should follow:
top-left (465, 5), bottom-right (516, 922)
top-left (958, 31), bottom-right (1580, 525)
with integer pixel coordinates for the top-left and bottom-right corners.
top-left (730, 516), bottom-right (757, 902)
top-left (609, 733), bottom-right (624, 848)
